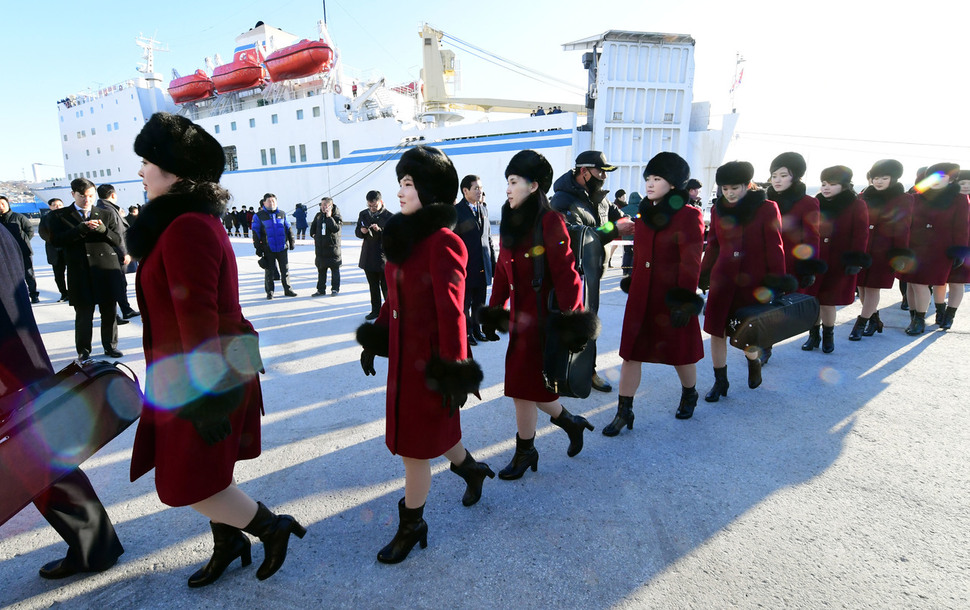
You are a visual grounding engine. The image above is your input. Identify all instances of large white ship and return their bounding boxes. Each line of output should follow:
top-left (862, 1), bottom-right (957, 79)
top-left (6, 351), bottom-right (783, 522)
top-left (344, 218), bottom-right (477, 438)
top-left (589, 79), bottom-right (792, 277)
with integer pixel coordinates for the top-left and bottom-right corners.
top-left (30, 21), bottom-right (736, 217)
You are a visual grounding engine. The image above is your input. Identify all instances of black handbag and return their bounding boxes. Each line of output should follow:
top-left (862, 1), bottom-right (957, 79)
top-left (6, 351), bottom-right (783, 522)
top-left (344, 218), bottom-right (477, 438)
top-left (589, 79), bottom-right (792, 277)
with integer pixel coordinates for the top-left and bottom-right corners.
top-left (727, 293), bottom-right (820, 351)
top-left (532, 214), bottom-right (599, 399)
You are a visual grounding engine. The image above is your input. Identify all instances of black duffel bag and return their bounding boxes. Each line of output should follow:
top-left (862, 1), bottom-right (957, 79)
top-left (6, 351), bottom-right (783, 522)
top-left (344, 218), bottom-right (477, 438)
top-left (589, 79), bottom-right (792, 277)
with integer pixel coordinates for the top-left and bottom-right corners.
top-left (727, 293), bottom-right (820, 351)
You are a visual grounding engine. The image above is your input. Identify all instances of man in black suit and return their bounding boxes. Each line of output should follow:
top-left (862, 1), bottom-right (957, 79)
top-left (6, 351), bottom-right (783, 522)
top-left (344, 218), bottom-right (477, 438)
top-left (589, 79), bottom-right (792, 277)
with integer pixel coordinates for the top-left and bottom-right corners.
top-left (96, 183), bottom-right (139, 323)
top-left (0, 227), bottom-right (124, 579)
top-left (355, 190), bottom-right (394, 319)
top-left (454, 175), bottom-right (496, 345)
top-left (38, 198), bottom-right (70, 302)
top-left (47, 178), bottom-right (124, 359)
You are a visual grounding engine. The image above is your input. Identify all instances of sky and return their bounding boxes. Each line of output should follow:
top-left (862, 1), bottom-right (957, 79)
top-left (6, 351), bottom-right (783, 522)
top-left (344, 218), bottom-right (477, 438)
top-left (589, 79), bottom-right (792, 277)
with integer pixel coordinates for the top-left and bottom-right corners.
top-left (3, 0), bottom-right (969, 188)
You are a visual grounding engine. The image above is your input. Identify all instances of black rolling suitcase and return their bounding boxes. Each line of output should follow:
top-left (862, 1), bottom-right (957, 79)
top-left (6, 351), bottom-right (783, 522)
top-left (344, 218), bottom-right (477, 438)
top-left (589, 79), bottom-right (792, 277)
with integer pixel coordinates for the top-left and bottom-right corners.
top-left (0, 359), bottom-right (143, 526)
top-left (727, 293), bottom-right (820, 351)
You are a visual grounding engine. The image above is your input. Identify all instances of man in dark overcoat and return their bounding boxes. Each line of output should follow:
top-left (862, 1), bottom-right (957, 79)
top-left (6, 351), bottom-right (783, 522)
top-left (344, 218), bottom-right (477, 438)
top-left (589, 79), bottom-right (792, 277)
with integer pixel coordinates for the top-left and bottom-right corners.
top-left (38, 198), bottom-right (70, 301)
top-left (0, 194), bottom-right (39, 303)
top-left (454, 174), bottom-right (496, 344)
top-left (0, 227), bottom-right (124, 579)
top-left (96, 184), bottom-right (139, 322)
top-left (310, 197), bottom-right (343, 296)
top-left (47, 178), bottom-right (124, 359)
top-left (356, 190), bottom-right (394, 319)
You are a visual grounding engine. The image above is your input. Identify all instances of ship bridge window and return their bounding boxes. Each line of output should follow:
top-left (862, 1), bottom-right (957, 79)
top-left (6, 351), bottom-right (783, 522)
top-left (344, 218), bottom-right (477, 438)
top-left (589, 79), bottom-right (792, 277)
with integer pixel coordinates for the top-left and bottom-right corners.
top-left (231, 121), bottom-right (237, 131)
top-left (271, 114), bottom-right (279, 124)
top-left (297, 109), bottom-right (304, 120)
top-left (97, 147), bottom-right (101, 154)
top-left (333, 140), bottom-right (340, 159)
top-left (100, 170), bottom-right (105, 177)
top-left (270, 148), bottom-right (277, 165)
top-left (107, 124), bottom-right (112, 132)
top-left (65, 154), bottom-right (69, 160)
top-left (63, 135), bottom-right (68, 142)
top-left (91, 128), bottom-right (96, 135)
top-left (107, 169), bottom-right (111, 176)
top-left (224, 146), bottom-right (238, 172)
top-left (86, 150), bottom-right (90, 156)
top-left (312, 106), bottom-right (320, 118)
top-left (299, 144), bottom-right (307, 162)
top-left (289, 146), bottom-right (297, 163)
top-left (114, 122), bottom-right (119, 130)
top-left (321, 142), bottom-right (329, 160)
top-left (261, 149), bottom-right (267, 166)
top-left (214, 125), bottom-right (221, 134)
top-left (249, 118), bottom-right (256, 128)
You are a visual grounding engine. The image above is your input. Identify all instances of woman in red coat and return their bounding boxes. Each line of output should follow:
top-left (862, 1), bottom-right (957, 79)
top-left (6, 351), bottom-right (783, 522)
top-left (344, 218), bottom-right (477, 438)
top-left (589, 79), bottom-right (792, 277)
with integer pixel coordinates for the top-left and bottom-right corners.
top-left (479, 150), bottom-right (600, 480)
top-left (700, 161), bottom-right (791, 401)
top-left (602, 152), bottom-right (704, 434)
top-left (127, 113), bottom-right (305, 588)
top-left (355, 146), bottom-right (491, 564)
top-left (805, 166), bottom-right (869, 351)
top-left (900, 163), bottom-right (970, 334)
top-left (854, 159), bottom-right (914, 338)
top-left (933, 170), bottom-right (970, 329)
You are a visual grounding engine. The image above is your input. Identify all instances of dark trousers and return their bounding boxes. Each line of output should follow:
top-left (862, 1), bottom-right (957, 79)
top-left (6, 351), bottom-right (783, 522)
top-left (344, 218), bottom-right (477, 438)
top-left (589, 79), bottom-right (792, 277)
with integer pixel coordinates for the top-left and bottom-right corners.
top-left (621, 244), bottom-right (634, 275)
top-left (316, 261), bottom-right (341, 293)
top-left (115, 268), bottom-right (133, 315)
top-left (51, 251), bottom-right (68, 298)
top-left (33, 468), bottom-right (124, 570)
top-left (264, 249), bottom-right (291, 294)
top-left (365, 270), bottom-right (387, 314)
top-left (465, 284), bottom-right (486, 332)
top-left (24, 256), bottom-right (38, 299)
top-left (75, 301), bottom-right (118, 355)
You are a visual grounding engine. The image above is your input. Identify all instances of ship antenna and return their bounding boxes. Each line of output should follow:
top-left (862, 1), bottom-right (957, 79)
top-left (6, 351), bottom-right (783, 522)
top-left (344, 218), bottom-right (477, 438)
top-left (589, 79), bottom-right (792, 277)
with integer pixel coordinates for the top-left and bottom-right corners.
top-left (729, 52), bottom-right (745, 113)
top-left (136, 34), bottom-right (169, 88)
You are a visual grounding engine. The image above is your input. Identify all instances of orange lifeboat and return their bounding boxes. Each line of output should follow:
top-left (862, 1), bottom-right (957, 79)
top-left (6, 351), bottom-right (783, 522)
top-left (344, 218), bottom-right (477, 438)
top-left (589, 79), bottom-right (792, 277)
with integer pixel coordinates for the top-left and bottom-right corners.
top-left (211, 46), bottom-right (268, 93)
top-left (168, 70), bottom-right (215, 104)
top-left (265, 39), bottom-right (334, 82)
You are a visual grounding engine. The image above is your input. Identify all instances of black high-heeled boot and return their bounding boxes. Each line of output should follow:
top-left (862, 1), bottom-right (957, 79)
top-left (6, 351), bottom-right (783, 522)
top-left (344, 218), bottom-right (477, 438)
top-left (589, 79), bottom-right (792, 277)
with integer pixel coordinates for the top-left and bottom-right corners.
top-left (377, 498), bottom-right (428, 564)
top-left (801, 325), bottom-right (821, 350)
top-left (602, 395), bottom-right (635, 436)
top-left (188, 522), bottom-right (252, 588)
top-left (675, 386), bottom-right (699, 419)
top-left (941, 306), bottom-right (957, 330)
top-left (550, 406), bottom-right (594, 457)
top-left (498, 434), bottom-right (539, 480)
top-left (821, 326), bottom-right (835, 353)
top-left (848, 316), bottom-right (867, 341)
top-left (747, 355), bottom-right (762, 389)
top-left (242, 502), bottom-right (307, 580)
top-left (862, 311), bottom-right (883, 336)
top-left (934, 302), bottom-right (947, 326)
top-left (905, 311), bottom-right (926, 335)
top-left (449, 450), bottom-right (494, 507)
top-left (705, 366), bottom-right (729, 402)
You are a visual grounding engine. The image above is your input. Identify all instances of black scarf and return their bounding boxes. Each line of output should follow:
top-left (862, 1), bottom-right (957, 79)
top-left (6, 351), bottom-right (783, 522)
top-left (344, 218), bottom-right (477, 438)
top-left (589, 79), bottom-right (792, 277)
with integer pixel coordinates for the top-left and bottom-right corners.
top-left (766, 182), bottom-right (807, 215)
top-left (639, 188), bottom-right (691, 231)
top-left (499, 192), bottom-right (543, 249)
top-left (817, 189), bottom-right (858, 220)
top-left (921, 182), bottom-right (962, 210)
top-left (126, 191), bottom-right (225, 260)
top-left (714, 189), bottom-right (766, 226)
top-left (861, 183), bottom-right (904, 207)
top-left (382, 204), bottom-right (457, 264)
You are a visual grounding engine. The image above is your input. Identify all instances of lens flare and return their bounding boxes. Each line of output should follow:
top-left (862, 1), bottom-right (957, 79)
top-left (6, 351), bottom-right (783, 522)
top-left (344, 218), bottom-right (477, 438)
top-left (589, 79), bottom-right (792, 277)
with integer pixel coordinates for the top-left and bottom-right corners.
top-left (753, 286), bottom-right (774, 303)
top-left (792, 244), bottom-right (815, 261)
top-left (913, 171), bottom-right (944, 194)
top-left (819, 366), bottom-right (841, 385)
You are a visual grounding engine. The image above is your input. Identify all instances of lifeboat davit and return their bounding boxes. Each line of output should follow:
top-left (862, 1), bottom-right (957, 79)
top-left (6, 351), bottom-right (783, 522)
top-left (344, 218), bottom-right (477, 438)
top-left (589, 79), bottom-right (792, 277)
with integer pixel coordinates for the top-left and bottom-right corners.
top-left (168, 70), bottom-right (215, 104)
top-left (265, 39), bottom-right (334, 82)
top-left (211, 47), bottom-right (268, 94)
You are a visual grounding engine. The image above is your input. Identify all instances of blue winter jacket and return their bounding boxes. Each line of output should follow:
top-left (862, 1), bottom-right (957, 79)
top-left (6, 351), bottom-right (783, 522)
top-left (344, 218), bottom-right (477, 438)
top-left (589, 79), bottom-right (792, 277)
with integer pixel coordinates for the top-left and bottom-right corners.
top-left (252, 208), bottom-right (294, 253)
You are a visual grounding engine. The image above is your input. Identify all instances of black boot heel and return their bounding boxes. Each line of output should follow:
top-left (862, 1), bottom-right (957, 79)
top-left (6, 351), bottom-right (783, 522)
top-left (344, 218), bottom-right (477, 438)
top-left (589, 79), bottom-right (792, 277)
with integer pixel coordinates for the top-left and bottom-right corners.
top-left (377, 498), bottom-right (428, 564)
top-left (449, 450), bottom-right (495, 507)
top-left (802, 325), bottom-right (821, 350)
top-left (676, 386), bottom-right (699, 419)
top-left (242, 502), bottom-right (307, 581)
top-left (821, 325), bottom-right (835, 353)
top-left (188, 522), bottom-right (253, 588)
top-left (550, 406), bottom-right (594, 457)
top-left (848, 316), bottom-right (867, 341)
top-left (603, 396), bottom-right (634, 436)
top-left (862, 311), bottom-right (883, 336)
top-left (705, 366), bottom-right (729, 402)
top-left (498, 434), bottom-right (539, 480)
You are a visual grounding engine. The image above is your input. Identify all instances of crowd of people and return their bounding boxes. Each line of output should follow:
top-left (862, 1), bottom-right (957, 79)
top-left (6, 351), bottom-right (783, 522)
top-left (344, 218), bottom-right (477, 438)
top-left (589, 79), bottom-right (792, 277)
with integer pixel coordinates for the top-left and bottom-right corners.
top-left (3, 110), bottom-right (968, 586)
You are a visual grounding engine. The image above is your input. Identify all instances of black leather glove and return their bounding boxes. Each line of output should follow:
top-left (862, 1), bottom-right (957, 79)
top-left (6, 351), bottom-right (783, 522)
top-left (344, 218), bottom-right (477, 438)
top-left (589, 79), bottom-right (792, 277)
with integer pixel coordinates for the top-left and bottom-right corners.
top-left (192, 417), bottom-right (232, 446)
top-left (698, 271), bottom-right (711, 292)
top-left (255, 246), bottom-right (264, 258)
top-left (670, 309), bottom-right (691, 328)
top-left (619, 275), bottom-right (632, 294)
top-left (441, 391), bottom-right (468, 417)
top-left (564, 335), bottom-right (588, 354)
top-left (289, 243), bottom-right (295, 251)
top-left (844, 265), bottom-right (862, 275)
top-left (799, 274), bottom-right (816, 288)
top-left (360, 349), bottom-right (376, 376)
top-left (953, 258), bottom-right (965, 270)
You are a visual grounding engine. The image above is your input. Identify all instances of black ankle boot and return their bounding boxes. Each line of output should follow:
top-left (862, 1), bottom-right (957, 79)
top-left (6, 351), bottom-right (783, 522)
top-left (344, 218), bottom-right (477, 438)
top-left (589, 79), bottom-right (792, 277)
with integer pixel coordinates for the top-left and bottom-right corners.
top-left (862, 311), bottom-right (883, 336)
top-left (934, 302), bottom-right (947, 325)
top-left (848, 316), bottom-right (867, 341)
top-left (705, 366), bottom-right (729, 402)
top-left (747, 355), bottom-right (763, 389)
top-left (498, 434), bottom-right (539, 480)
top-left (603, 395), bottom-right (635, 436)
top-left (941, 306), bottom-right (957, 330)
top-left (900, 294), bottom-right (909, 310)
top-left (377, 498), bottom-right (428, 564)
top-left (550, 406), bottom-right (594, 457)
top-left (449, 450), bottom-right (495, 507)
top-left (675, 386), bottom-right (699, 419)
top-left (905, 312), bottom-right (926, 335)
top-left (242, 502), bottom-right (307, 580)
top-left (801, 325), bottom-right (821, 350)
top-left (188, 522), bottom-right (252, 588)
top-left (821, 326), bottom-right (835, 353)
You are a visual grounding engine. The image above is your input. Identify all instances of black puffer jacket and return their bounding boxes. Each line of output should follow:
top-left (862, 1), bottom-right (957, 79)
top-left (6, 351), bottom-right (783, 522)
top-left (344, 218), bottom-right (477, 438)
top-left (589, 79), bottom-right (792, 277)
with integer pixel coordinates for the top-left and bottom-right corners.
top-left (549, 171), bottom-right (623, 247)
top-left (310, 206), bottom-right (343, 264)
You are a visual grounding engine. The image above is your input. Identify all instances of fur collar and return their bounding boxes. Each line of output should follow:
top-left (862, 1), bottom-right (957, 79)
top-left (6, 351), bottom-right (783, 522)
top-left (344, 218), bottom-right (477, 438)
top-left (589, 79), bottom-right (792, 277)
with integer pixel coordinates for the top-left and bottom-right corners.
top-left (714, 188), bottom-right (766, 226)
top-left (500, 192), bottom-right (543, 248)
top-left (382, 204), bottom-right (457, 264)
top-left (921, 182), bottom-right (962, 210)
top-left (817, 189), bottom-right (858, 219)
top-left (638, 189), bottom-right (691, 231)
top-left (861, 183), bottom-right (905, 207)
top-left (766, 182), bottom-right (807, 215)
top-left (126, 191), bottom-right (225, 259)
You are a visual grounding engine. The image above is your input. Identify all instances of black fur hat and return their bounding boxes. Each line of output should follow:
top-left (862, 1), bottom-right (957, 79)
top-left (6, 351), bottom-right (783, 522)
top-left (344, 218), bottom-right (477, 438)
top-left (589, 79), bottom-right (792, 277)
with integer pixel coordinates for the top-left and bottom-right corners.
top-left (958, 170), bottom-right (970, 183)
top-left (869, 159), bottom-right (904, 182)
top-left (505, 150), bottom-right (554, 193)
top-left (925, 162), bottom-right (961, 182)
top-left (820, 165), bottom-right (853, 188)
top-left (395, 145), bottom-right (459, 206)
top-left (134, 112), bottom-right (225, 183)
top-left (715, 161), bottom-right (755, 186)
top-left (643, 152), bottom-right (690, 189)
top-left (769, 152), bottom-right (807, 180)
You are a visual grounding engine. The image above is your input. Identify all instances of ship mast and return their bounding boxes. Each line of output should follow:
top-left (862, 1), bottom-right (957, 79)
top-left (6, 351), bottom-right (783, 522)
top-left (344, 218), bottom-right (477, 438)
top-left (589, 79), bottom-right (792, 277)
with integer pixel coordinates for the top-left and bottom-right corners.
top-left (136, 34), bottom-right (168, 89)
top-left (730, 52), bottom-right (745, 113)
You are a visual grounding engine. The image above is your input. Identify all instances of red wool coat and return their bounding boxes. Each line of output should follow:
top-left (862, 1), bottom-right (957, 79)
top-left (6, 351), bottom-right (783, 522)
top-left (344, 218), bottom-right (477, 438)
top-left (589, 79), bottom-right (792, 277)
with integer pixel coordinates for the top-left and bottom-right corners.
top-left (701, 192), bottom-right (786, 338)
top-left (947, 194), bottom-right (970, 283)
top-left (815, 193), bottom-right (869, 306)
top-left (857, 186), bottom-right (913, 289)
top-left (489, 205), bottom-right (583, 403)
top-left (898, 186), bottom-right (969, 286)
top-left (777, 192), bottom-right (821, 297)
top-left (374, 211), bottom-right (469, 459)
top-left (619, 197), bottom-right (704, 365)
top-left (130, 210), bottom-right (263, 507)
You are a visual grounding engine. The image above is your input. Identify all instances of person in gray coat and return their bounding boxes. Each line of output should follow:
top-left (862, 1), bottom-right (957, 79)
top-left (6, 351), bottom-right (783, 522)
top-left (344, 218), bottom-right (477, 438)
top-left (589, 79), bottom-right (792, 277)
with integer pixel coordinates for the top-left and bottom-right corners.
top-left (310, 197), bottom-right (343, 296)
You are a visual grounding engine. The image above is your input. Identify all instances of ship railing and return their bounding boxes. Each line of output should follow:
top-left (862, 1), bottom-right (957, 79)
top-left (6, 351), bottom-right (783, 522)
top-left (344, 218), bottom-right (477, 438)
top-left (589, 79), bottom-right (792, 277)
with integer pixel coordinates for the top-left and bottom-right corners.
top-left (58, 80), bottom-right (136, 107)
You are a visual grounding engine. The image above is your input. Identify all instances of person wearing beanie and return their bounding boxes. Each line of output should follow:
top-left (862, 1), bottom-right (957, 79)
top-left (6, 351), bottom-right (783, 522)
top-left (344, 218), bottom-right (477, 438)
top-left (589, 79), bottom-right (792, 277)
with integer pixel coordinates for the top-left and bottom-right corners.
top-left (479, 149), bottom-right (599, 481)
top-left (126, 112), bottom-right (306, 588)
top-left (355, 145), bottom-right (492, 564)
top-left (936, 170), bottom-right (970, 329)
top-left (854, 160), bottom-right (915, 338)
top-left (896, 163), bottom-right (969, 334)
top-left (602, 152), bottom-right (705, 433)
top-left (309, 196), bottom-right (343, 296)
top-left (700, 161), bottom-right (791, 399)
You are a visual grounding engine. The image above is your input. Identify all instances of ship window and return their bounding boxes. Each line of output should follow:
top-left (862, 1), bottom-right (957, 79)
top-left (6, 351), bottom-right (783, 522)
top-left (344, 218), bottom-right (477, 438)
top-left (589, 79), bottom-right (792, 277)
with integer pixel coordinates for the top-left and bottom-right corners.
top-left (312, 106), bottom-right (320, 118)
top-left (250, 118), bottom-right (256, 128)
top-left (260, 149), bottom-right (267, 166)
top-left (63, 135), bottom-right (68, 142)
top-left (332, 140), bottom-right (341, 159)
top-left (231, 121), bottom-right (237, 131)
top-left (114, 122), bottom-right (119, 129)
top-left (214, 125), bottom-right (221, 134)
top-left (271, 114), bottom-right (279, 124)
top-left (86, 171), bottom-right (91, 177)
top-left (86, 150), bottom-right (90, 156)
top-left (107, 124), bottom-right (112, 132)
top-left (100, 170), bottom-right (104, 177)
top-left (110, 145), bottom-right (114, 151)
top-left (289, 146), bottom-right (296, 163)
top-left (80, 110), bottom-right (84, 116)
top-left (223, 146), bottom-right (238, 172)
top-left (270, 148), bottom-right (277, 165)
top-left (107, 169), bottom-right (111, 176)
top-left (92, 127), bottom-right (96, 135)
top-left (321, 142), bottom-right (329, 160)
top-left (65, 154), bottom-right (69, 160)
top-left (97, 147), bottom-right (101, 154)
top-left (299, 144), bottom-right (307, 162)
top-left (297, 109), bottom-right (304, 120)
